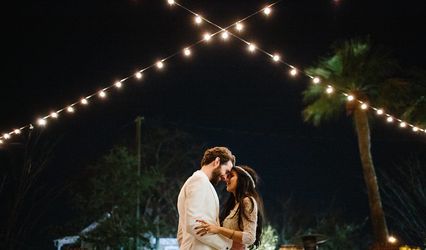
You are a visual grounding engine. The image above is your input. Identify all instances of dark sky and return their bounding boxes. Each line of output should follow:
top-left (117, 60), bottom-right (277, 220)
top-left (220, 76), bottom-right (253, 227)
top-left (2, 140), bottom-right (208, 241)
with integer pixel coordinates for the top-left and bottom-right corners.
top-left (1, 0), bottom-right (426, 248)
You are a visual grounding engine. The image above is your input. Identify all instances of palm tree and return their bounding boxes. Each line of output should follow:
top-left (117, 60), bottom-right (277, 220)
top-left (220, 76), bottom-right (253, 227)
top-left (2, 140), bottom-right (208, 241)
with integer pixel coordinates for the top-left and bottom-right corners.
top-left (302, 38), bottom-right (410, 245)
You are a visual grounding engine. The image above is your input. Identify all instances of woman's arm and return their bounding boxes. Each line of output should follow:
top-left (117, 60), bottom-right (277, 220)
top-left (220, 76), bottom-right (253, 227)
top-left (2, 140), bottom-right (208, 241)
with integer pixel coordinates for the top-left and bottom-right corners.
top-left (195, 220), bottom-right (245, 243)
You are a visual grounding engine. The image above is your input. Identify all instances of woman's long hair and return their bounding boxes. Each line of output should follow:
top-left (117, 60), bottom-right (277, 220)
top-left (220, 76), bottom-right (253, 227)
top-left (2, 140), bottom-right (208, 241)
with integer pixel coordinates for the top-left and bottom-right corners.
top-left (219, 165), bottom-right (264, 248)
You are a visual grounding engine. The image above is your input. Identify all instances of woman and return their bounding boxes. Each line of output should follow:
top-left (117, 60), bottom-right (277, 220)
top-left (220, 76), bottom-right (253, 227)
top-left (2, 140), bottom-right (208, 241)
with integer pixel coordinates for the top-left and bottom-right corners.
top-left (195, 165), bottom-right (264, 250)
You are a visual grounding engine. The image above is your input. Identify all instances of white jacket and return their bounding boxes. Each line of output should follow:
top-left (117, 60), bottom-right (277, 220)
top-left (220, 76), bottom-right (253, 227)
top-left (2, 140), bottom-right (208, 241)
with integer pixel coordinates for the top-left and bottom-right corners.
top-left (177, 170), bottom-right (232, 250)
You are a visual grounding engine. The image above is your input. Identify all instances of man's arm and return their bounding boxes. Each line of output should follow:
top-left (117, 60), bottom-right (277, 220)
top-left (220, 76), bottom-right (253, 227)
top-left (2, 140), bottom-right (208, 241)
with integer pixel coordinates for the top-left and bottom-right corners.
top-left (185, 176), bottom-right (232, 250)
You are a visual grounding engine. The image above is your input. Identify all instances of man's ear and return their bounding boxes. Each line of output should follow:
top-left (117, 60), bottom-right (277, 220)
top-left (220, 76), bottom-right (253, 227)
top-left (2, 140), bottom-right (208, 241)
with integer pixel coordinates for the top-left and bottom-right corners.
top-left (214, 157), bottom-right (220, 167)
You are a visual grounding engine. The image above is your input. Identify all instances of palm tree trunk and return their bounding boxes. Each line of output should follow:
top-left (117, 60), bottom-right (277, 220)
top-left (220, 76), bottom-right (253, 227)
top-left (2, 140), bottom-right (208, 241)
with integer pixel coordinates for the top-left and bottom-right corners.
top-left (353, 108), bottom-right (389, 244)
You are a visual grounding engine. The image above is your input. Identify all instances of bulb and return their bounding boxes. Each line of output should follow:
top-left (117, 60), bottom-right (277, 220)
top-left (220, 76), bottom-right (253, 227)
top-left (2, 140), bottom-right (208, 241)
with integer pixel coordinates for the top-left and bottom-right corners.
top-left (376, 109), bottom-right (384, 115)
top-left (347, 95), bottom-right (354, 101)
top-left (14, 129), bottom-right (21, 134)
top-left (0, 139), bottom-right (3, 144)
top-left (248, 43), bottom-right (256, 52)
top-left (81, 98), bottom-right (88, 105)
top-left (313, 77), bottom-right (321, 84)
top-left (388, 236), bottom-right (397, 244)
top-left (221, 31), bottom-right (229, 40)
top-left (67, 106), bottom-right (75, 113)
top-left (167, 0), bottom-right (175, 5)
top-left (290, 68), bottom-right (298, 76)
top-left (135, 72), bottom-right (143, 79)
top-left (361, 103), bottom-right (368, 110)
top-left (37, 118), bottom-right (47, 126)
top-left (413, 127), bottom-right (419, 132)
top-left (263, 7), bottom-right (272, 15)
top-left (50, 112), bottom-right (58, 118)
top-left (115, 81), bottom-right (122, 88)
top-left (183, 48), bottom-right (191, 56)
top-left (203, 33), bottom-right (211, 41)
top-left (387, 117), bottom-right (393, 123)
top-left (99, 91), bottom-right (106, 98)
top-left (195, 15), bottom-right (202, 24)
top-left (400, 122), bottom-right (406, 128)
top-left (272, 54), bottom-right (280, 62)
top-left (235, 22), bottom-right (244, 32)
top-left (326, 86), bottom-right (334, 94)
top-left (156, 61), bottom-right (164, 69)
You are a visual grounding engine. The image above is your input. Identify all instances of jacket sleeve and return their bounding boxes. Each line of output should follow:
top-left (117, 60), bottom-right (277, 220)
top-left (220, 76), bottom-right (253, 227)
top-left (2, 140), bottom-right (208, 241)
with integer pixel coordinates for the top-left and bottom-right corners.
top-left (177, 220), bottom-right (183, 247)
top-left (185, 175), bottom-right (232, 250)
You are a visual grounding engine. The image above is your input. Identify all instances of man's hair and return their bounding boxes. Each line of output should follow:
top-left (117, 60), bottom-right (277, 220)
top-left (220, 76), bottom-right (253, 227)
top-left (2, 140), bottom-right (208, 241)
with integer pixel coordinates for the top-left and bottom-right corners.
top-left (201, 146), bottom-right (235, 167)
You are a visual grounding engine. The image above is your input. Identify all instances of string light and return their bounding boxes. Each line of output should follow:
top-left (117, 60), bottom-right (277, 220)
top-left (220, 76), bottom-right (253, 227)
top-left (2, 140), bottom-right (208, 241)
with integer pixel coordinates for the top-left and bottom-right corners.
top-left (0, 140), bottom-right (3, 144)
top-left (14, 129), bottom-right (21, 134)
top-left (272, 54), bottom-right (280, 62)
top-left (347, 95), bottom-right (355, 102)
top-left (312, 77), bottom-right (321, 84)
top-left (387, 116), bottom-right (394, 123)
top-left (115, 81), bottom-right (122, 88)
top-left (203, 32), bottom-right (212, 41)
top-left (156, 61), bottom-right (164, 69)
top-left (50, 112), bottom-right (59, 118)
top-left (263, 7), bottom-right (272, 16)
top-left (388, 236), bottom-right (398, 244)
top-left (98, 91), bottom-right (107, 98)
top-left (81, 98), bottom-right (89, 105)
top-left (289, 68), bottom-right (298, 76)
top-left (235, 22), bottom-right (244, 32)
top-left (183, 47), bottom-right (191, 56)
top-left (360, 103), bottom-right (368, 110)
top-left (3, 133), bottom-right (11, 139)
top-left (167, 0), bottom-right (175, 5)
top-left (400, 122), bottom-right (407, 128)
top-left (376, 109), bottom-right (384, 115)
top-left (195, 15), bottom-right (203, 25)
top-left (221, 31), bottom-right (229, 40)
top-left (412, 127), bottom-right (419, 132)
top-left (248, 43), bottom-right (256, 52)
top-left (67, 106), bottom-right (75, 113)
top-left (135, 72), bottom-right (143, 79)
top-left (37, 118), bottom-right (47, 127)
top-left (326, 85), bottom-right (334, 94)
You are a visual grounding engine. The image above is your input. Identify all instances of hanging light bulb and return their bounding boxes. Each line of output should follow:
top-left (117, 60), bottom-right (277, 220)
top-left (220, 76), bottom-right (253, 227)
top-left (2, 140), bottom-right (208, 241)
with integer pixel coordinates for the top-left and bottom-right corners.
top-left (50, 112), bottom-right (58, 118)
top-left (248, 43), bottom-right (256, 52)
top-left (81, 98), bottom-right (88, 105)
top-left (235, 22), bottom-right (244, 32)
top-left (194, 15), bottom-right (203, 25)
top-left (0, 139), bottom-right (3, 144)
top-left (2, 133), bottom-right (10, 139)
top-left (312, 77), bottom-right (321, 84)
top-left (134, 72), bottom-right (142, 79)
top-left (289, 68), bottom-right (298, 77)
top-left (400, 122), bottom-right (407, 128)
top-left (167, 0), bottom-right (175, 5)
top-left (387, 116), bottom-right (394, 123)
top-left (326, 86), bottom-right (334, 94)
top-left (156, 61), bottom-right (164, 69)
top-left (37, 118), bottom-right (47, 126)
top-left (67, 106), bottom-right (75, 113)
top-left (347, 95), bottom-right (355, 102)
top-left (272, 54), bottom-right (280, 62)
top-left (263, 7), bottom-right (272, 15)
top-left (203, 32), bottom-right (212, 42)
top-left (99, 91), bottom-right (106, 98)
top-left (376, 109), bottom-right (384, 115)
top-left (221, 31), bottom-right (229, 40)
top-left (115, 81), bottom-right (122, 88)
top-left (14, 129), bottom-right (21, 134)
top-left (413, 127), bottom-right (419, 132)
top-left (360, 103), bottom-right (368, 110)
top-left (183, 48), bottom-right (191, 56)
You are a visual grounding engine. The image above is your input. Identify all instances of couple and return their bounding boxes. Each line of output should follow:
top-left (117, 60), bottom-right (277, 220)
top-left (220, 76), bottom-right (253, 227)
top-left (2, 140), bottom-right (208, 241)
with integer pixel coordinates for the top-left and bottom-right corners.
top-left (177, 146), bottom-right (264, 250)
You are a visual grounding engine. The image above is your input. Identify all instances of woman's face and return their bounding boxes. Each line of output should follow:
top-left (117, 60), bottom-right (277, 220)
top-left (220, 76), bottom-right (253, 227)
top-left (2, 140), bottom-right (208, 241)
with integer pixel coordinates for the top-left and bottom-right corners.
top-left (226, 169), bottom-right (238, 193)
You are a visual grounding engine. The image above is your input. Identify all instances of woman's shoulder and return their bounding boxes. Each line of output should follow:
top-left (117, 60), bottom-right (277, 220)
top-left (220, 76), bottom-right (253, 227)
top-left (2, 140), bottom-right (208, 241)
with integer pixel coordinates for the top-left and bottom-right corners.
top-left (242, 196), bottom-right (257, 209)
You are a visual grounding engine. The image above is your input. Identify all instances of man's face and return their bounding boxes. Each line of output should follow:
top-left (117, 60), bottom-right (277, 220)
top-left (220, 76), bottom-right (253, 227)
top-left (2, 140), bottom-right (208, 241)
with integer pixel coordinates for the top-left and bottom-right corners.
top-left (211, 160), bottom-right (233, 185)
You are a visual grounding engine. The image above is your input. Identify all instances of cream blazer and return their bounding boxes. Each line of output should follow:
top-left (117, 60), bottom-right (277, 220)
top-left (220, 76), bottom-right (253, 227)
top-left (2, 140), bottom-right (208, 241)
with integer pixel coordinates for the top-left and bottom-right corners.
top-left (177, 170), bottom-right (232, 250)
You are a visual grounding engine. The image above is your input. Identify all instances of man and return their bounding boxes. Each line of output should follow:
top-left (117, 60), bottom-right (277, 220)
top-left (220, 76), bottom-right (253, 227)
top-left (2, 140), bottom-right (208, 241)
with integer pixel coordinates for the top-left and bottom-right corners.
top-left (177, 146), bottom-right (235, 250)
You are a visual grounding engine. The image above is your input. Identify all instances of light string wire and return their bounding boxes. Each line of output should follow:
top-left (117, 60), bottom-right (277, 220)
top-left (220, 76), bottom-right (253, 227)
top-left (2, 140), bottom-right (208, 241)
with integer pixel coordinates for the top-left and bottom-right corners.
top-left (171, 0), bottom-right (426, 136)
top-left (0, 1), bottom-right (281, 145)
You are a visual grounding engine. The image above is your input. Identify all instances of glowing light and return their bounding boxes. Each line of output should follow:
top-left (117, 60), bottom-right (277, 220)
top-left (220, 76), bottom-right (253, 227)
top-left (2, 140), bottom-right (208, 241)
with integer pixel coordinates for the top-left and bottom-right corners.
top-left (37, 118), bottom-right (47, 126)
top-left (183, 48), bottom-right (191, 56)
top-left (203, 33), bottom-right (212, 41)
top-left (135, 72), bottom-right (143, 79)
top-left (387, 117), bottom-right (394, 123)
top-left (235, 22), bottom-right (244, 32)
top-left (347, 95), bottom-right (355, 101)
top-left (248, 43), bottom-right (256, 52)
top-left (310, 77), bottom-right (320, 84)
top-left (50, 112), bottom-right (58, 118)
top-left (413, 127), bottom-right (419, 132)
top-left (272, 54), bottom-right (280, 62)
top-left (388, 236), bottom-right (397, 244)
top-left (156, 61), bottom-right (164, 69)
top-left (221, 31), bottom-right (229, 40)
top-left (0, 140), bottom-right (3, 144)
top-left (195, 15), bottom-right (203, 24)
top-left (167, 0), bottom-right (175, 5)
top-left (115, 81), bottom-right (122, 88)
top-left (67, 106), bottom-right (75, 113)
top-left (377, 109), bottom-right (384, 115)
top-left (360, 103), bottom-right (368, 110)
top-left (263, 7), bottom-right (272, 15)
top-left (326, 86), bottom-right (334, 94)
top-left (3, 133), bottom-right (10, 139)
top-left (14, 129), bottom-right (21, 134)
top-left (400, 122), bottom-right (407, 128)
top-left (81, 98), bottom-right (88, 105)
top-left (290, 68), bottom-right (298, 76)
top-left (99, 91), bottom-right (106, 98)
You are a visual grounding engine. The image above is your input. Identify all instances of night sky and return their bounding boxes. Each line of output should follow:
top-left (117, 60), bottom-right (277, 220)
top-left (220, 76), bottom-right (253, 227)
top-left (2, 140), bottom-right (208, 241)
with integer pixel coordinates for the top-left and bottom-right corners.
top-left (1, 0), bottom-right (425, 248)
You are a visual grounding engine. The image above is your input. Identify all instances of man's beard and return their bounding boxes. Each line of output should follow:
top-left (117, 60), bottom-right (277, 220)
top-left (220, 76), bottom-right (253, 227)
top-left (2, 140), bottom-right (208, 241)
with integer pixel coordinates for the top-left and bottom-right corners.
top-left (210, 167), bottom-right (221, 185)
